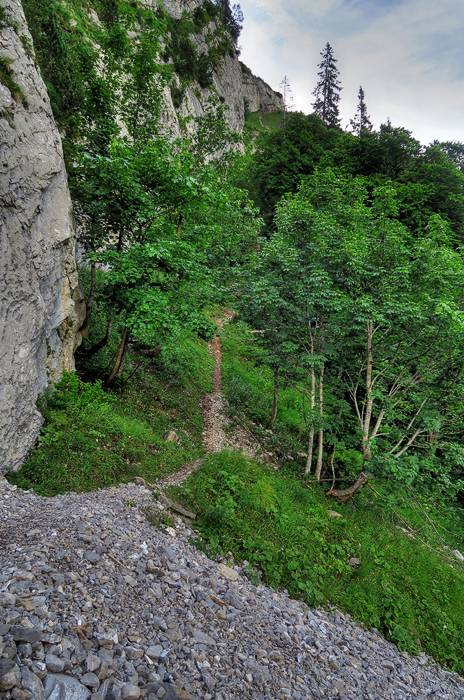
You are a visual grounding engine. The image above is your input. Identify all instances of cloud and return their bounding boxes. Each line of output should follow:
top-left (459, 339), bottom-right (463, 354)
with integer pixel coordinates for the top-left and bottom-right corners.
top-left (238, 0), bottom-right (464, 144)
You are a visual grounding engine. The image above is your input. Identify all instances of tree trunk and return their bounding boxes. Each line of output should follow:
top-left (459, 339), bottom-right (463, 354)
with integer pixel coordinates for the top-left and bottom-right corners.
top-left (362, 320), bottom-right (374, 461)
top-left (305, 366), bottom-right (316, 475)
top-left (270, 370), bottom-right (280, 427)
top-left (83, 315), bottom-right (113, 357)
top-left (79, 263), bottom-right (97, 336)
top-left (104, 327), bottom-right (129, 389)
top-left (315, 364), bottom-right (325, 482)
top-left (327, 472), bottom-right (369, 503)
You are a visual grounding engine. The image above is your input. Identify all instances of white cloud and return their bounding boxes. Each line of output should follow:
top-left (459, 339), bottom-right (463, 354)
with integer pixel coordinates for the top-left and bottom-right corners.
top-left (239, 0), bottom-right (464, 143)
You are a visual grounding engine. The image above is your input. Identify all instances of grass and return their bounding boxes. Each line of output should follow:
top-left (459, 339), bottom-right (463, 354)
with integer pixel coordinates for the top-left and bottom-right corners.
top-left (9, 334), bottom-right (213, 496)
top-left (172, 450), bottom-right (464, 675)
top-left (245, 110), bottom-right (284, 135)
top-left (221, 321), bottom-right (310, 459)
top-left (0, 56), bottom-right (27, 105)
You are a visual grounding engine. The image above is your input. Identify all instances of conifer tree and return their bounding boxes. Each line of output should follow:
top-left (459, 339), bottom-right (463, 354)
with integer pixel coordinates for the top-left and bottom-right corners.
top-left (280, 75), bottom-right (294, 124)
top-left (312, 42), bottom-right (342, 128)
top-left (349, 86), bottom-right (373, 135)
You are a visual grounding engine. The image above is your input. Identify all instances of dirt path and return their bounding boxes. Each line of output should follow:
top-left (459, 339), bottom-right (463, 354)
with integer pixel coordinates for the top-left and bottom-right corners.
top-left (158, 328), bottom-right (226, 489)
top-left (159, 315), bottom-right (272, 489)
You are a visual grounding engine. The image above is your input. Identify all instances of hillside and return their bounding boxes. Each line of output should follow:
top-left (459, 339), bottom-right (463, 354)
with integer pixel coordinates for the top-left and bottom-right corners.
top-left (1, 0), bottom-right (464, 698)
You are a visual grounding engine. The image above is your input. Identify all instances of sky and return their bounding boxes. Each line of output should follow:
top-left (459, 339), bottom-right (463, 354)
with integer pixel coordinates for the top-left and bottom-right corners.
top-left (238, 0), bottom-right (464, 144)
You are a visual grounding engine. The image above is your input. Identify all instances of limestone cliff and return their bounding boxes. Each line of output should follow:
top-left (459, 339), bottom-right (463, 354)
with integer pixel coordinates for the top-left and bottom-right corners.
top-left (0, 0), bottom-right (83, 472)
top-left (0, 0), bottom-right (281, 474)
top-left (160, 4), bottom-right (283, 134)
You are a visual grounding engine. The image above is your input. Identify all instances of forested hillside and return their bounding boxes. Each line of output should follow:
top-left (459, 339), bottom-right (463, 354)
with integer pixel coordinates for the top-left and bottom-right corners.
top-left (2, 0), bottom-right (464, 692)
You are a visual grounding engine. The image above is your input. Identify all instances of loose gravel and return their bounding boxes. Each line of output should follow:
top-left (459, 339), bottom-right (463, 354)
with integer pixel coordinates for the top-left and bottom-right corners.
top-left (1, 477), bottom-right (463, 700)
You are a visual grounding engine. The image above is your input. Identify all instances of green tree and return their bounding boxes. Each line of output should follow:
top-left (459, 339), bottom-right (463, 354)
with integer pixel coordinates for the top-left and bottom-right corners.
top-left (249, 112), bottom-right (338, 227)
top-left (312, 42), bottom-right (342, 128)
top-left (216, 0), bottom-right (243, 46)
top-left (243, 169), bottom-right (464, 483)
top-left (349, 85), bottom-right (372, 135)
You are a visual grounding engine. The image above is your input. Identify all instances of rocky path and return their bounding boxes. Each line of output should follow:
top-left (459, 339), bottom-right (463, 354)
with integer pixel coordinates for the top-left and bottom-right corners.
top-left (1, 478), bottom-right (464, 700)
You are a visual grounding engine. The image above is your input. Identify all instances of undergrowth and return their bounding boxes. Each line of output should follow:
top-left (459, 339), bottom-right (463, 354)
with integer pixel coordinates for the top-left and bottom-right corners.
top-left (9, 333), bottom-right (212, 496)
top-left (173, 451), bottom-right (464, 674)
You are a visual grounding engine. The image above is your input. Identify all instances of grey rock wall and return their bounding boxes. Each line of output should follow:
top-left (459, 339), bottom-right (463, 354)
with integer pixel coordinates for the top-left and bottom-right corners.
top-left (156, 1), bottom-right (283, 135)
top-left (0, 0), bottom-right (83, 472)
top-left (241, 63), bottom-right (284, 114)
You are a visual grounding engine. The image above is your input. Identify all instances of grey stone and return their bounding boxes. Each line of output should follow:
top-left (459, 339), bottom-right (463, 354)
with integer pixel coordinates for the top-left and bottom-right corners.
top-left (46, 654), bottom-right (66, 673)
top-left (0, 591), bottom-right (17, 606)
top-left (44, 674), bottom-right (91, 700)
top-left (11, 625), bottom-right (41, 643)
top-left (0, 662), bottom-right (20, 691)
top-left (86, 654), bottom-right (101, 673)
top-left (80, 672), bottom-right (100, 688)
top-left (21, 667), bottom-right (44, 699)
top-left (0, 0), bottom-right (83, 474)
top-left (120, 684), bottom-right (141, 700)
top-left (84, 551), bottom-right (101, 564)
top-left (146, 645), bottom-right (163, 661)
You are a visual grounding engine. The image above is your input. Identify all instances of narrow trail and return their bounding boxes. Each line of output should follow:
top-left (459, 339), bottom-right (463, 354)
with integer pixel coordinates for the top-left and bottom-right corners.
top-left (159, 313), bottom-right (271, 490)
top-left (157, 325), bottom-right (227, 489)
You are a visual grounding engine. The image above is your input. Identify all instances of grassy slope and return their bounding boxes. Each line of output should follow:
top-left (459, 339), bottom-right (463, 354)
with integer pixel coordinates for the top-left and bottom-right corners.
top-left (9, 335), bottom-right (212, 496)
top-left (245, 111), bottom-right (284, 135)
top-left (174, 451), bottom-right (464, 675)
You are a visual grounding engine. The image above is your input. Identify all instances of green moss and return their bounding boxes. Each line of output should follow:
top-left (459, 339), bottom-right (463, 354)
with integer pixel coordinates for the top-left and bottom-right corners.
top-left (0, 56), bottom-right (27, 105)
top-left (0, 108), bottom-right (15, 127)
top-left (0, 6), bottom-right (10, 28)
top-left (165, 9), bottom-right (232, 90)
top-left (19, 33), bottom-right (34, 60)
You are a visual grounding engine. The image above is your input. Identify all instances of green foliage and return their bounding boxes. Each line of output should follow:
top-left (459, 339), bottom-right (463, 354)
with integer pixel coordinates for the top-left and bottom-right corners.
top-left (10, 331), bottom-right (212, 496)
top-left (174, 451), bottom-right (464, 673)
top-left (237, 168), bottom-right (464, 487)
top-left (165, 10), bottom-right (232, 91)
top-left (22, 0), bottom-right (169, 160)
top-left (244, 110), bottom-right (284, 134)
top-left (0, 56), bottom-right (27, 105)
top-left (248, 112), bottom-right (340, 227)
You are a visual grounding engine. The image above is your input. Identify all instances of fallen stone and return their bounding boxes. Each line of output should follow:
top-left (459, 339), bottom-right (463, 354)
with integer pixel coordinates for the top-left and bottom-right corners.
top-left (217, 563), bottom-right (239, 582)
top-left (44, 674), bottom-right (91, 700)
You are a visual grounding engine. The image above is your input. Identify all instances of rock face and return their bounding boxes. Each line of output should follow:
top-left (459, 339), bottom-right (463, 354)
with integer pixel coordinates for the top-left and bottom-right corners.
top-left (241, 62), bottom-right (284, 114)
top-left (156, 1), bottom-right (283, 135)
top-left (0, 0), bottom-right (83, 473)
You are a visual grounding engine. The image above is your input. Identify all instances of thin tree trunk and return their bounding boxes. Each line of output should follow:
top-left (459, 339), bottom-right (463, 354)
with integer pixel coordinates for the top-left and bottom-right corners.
top-left (305, 366), bottom-right (316, 475)
top-left (362, 320), bottom-right (374, 461)
top-left (270, 370), bottom-right (280, 427)
top-left (393, 429), bottom-right (424, 458)
top-left (83, 315), bottom-right (113, 357)
top-left (104, 327), bottom-right (129, 389)
top-left (79, 263), bottom-right (97, 336)
top-left (315, 364), bottom-right (325, 482)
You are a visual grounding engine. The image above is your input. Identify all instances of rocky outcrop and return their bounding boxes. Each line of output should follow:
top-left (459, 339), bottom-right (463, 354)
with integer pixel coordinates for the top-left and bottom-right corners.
top-left (0, 0), bottom-right (83, 473)
top-left (241, 62), bottom-right (284, 114)
top-left (157, 1), bottom-right (283, 135)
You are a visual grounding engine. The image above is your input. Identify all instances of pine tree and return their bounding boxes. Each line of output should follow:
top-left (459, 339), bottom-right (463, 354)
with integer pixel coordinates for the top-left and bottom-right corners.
top-left (349, 86), bottom-right (373, 135)
top-left (312, 43), bottom-right (342, 128)
top-left (280, 75), bottom-right (294, 123)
